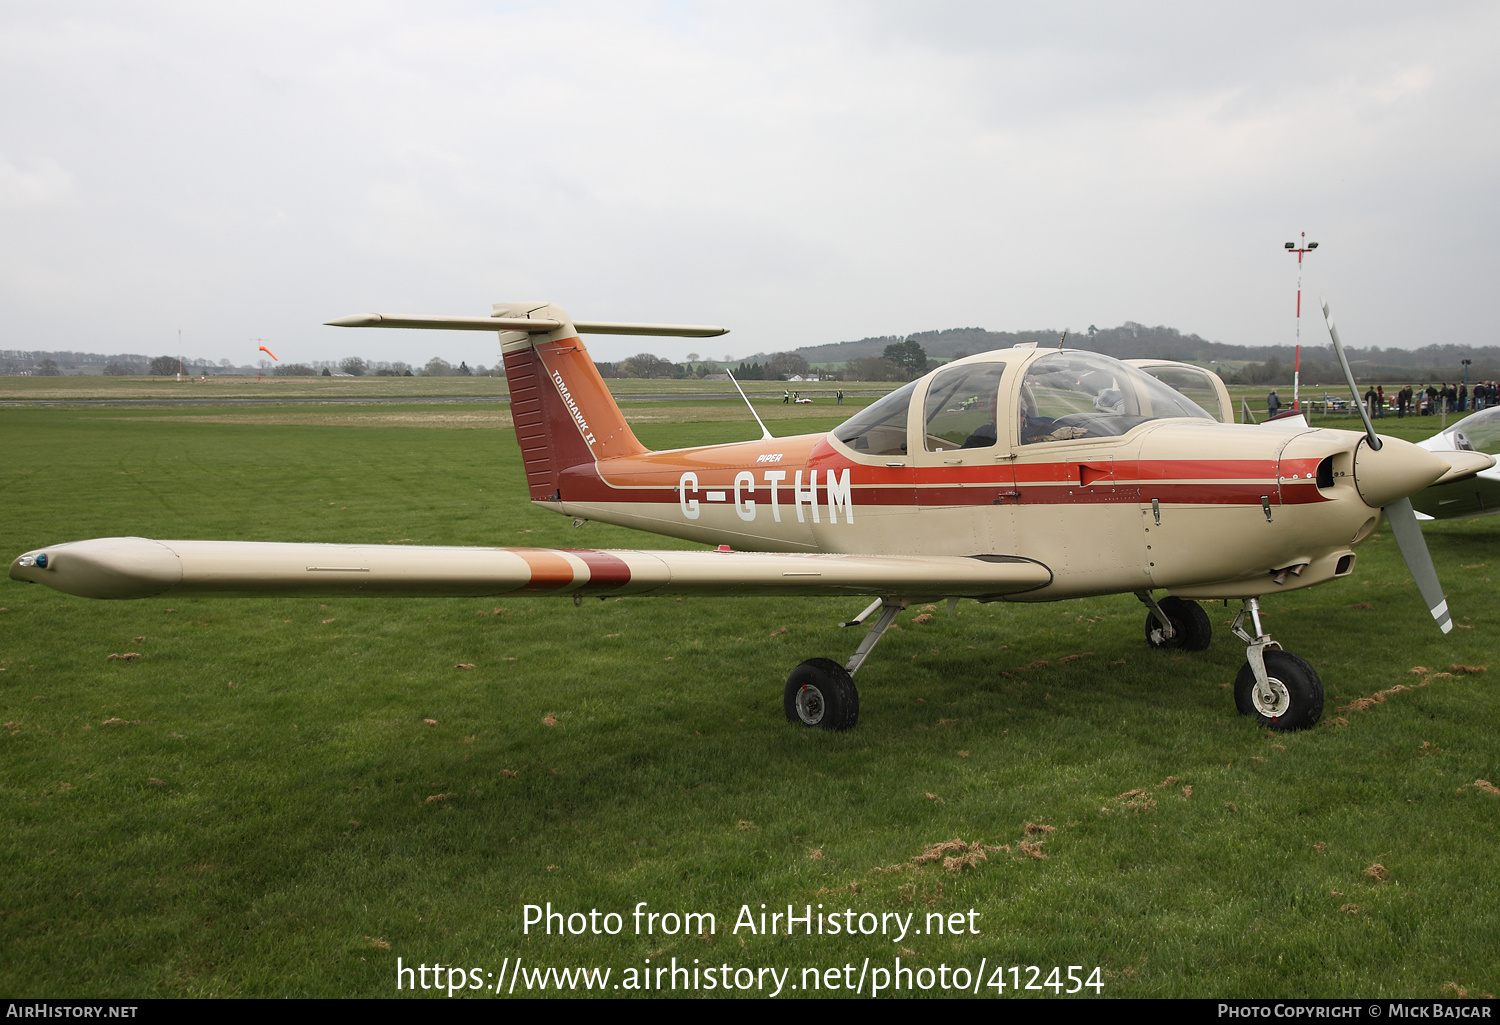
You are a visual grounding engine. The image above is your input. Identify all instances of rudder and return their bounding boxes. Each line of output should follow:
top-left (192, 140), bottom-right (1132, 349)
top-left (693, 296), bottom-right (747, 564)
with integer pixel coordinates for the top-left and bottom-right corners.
top-left (495, 302), bottom-right (646, 504)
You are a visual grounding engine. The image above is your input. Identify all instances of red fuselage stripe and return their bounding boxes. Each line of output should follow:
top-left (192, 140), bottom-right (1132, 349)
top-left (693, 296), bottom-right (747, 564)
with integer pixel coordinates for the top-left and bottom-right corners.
top-left (553, 457), bottom-right (1329, 509)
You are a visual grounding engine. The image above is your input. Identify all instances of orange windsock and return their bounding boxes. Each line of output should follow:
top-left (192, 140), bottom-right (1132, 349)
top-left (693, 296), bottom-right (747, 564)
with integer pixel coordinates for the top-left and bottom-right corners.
top-left (258, 346), bottom-right (279, 361)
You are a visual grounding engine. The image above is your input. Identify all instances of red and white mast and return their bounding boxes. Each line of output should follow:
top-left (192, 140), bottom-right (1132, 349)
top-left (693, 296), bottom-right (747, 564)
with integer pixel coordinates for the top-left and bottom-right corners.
top-left (1284, 232), bottom-right (1318, 410)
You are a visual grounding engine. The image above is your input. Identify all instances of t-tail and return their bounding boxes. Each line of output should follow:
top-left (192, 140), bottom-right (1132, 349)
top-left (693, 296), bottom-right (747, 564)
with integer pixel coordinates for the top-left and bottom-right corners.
top-left (326, 302), bottom-right (729, 506)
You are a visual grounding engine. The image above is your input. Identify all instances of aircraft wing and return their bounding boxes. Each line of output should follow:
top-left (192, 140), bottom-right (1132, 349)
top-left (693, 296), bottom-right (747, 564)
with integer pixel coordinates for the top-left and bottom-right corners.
top-left (8, 538), bottom-right (1051, 602)
top-left (1427, 450), bottom-right (1495, 486)
top-left (1409, 420), bottom-right (1500, 519)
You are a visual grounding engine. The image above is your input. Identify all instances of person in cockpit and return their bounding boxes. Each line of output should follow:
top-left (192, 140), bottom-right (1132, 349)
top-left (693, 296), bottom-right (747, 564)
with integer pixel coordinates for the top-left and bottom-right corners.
top-left (1093, 386), bottom-right (1124, 414)
top-left (962, 388), bottom-right (1000, 448)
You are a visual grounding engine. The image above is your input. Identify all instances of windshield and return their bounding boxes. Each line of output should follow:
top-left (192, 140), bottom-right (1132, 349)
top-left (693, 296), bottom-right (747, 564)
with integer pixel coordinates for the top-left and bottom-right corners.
top-left (1019, 351), bottom-right (1214, 444)
top-left (832, 380), bottom-right (918, 456)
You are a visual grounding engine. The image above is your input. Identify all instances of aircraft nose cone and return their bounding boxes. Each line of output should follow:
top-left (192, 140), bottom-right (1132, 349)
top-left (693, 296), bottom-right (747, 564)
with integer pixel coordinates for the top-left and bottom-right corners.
top-left (1353, 436), bottom-right (1449, 509)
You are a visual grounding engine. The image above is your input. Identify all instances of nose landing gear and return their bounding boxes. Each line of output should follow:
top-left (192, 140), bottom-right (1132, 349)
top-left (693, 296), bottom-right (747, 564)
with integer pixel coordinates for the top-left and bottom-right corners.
top-left (1230, 597), bottom-right (1323, 730)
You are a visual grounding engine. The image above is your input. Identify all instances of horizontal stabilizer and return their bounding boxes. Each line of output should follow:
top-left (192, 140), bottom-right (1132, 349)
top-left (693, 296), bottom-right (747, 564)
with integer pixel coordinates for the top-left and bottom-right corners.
top-left (326, 314), bottom-right (728, 337)
top-left (10, 538), bottom-right (1049, 602)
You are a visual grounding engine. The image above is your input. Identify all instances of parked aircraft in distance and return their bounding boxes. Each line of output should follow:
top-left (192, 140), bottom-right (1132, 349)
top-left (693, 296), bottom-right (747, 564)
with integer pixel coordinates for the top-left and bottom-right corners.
top-left (1412, 405), bottom-right (1500, 520)
top-left (10, 301), bottom-right (1492, 732)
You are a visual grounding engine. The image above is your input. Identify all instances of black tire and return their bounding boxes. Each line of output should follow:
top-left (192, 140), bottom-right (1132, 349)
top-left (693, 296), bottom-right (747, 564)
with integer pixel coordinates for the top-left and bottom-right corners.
top-left (1144, 596), bottom-right (1212, 651)
top-left (1233, 650), bottom-right (1324, 731)
top-left (784, 658), bottom-right (859, 731)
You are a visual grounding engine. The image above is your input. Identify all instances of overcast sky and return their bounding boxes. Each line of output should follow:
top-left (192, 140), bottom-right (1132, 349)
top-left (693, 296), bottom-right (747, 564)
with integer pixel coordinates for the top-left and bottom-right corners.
top-left (2, 2), bottom-right (1497, 367)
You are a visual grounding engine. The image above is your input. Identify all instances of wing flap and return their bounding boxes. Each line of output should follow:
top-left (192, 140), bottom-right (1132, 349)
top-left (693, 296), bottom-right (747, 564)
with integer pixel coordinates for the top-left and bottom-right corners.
top-left (10, 538), bottom-right (1051, 601)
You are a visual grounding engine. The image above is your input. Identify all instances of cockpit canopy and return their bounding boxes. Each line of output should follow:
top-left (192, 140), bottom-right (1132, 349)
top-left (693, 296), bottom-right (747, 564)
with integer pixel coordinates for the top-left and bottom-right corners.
top-left (1444, 405), bottom-right (1500, 454)
top-left (831, 349), bottom-right (1215, 457)
top-left (1018, 351), bottom-right (1213, 444)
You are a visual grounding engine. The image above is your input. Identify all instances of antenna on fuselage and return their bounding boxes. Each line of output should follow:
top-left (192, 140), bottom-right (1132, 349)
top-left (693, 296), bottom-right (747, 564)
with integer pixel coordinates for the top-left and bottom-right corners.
top-left (726, 369), bottom-right (774, 441)
top-left (1058, 330), bottom-right (1068, 350)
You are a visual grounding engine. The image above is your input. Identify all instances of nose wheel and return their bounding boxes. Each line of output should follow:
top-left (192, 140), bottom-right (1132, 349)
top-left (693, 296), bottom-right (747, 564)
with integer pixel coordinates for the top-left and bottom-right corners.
top-left (1233, 650), bottom-right (1323, 730)
top-left (1229, 598), bottom-right (1323, 731)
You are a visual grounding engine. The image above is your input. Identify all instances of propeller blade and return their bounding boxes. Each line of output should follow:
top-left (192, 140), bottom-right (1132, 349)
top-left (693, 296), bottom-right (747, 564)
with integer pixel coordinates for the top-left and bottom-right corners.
top-left (1325, 298), bottom-right (1452, 633)
top-left (1320, 298), bottom-right (1382, 451)
top-left (1384, 496), bottom-right (1453, 633)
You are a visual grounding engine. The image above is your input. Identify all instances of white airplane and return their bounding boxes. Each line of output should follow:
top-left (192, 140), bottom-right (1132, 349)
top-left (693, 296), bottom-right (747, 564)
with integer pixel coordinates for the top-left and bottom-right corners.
top-left (8, 300), bottom-right (1492, 733)
top-left (1411, 405), bottom-right (1500, 520)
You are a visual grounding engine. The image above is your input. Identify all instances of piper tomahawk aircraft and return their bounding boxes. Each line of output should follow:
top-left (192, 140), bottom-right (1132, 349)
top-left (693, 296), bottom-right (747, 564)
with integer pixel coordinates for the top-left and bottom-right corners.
top-left (10, 301), bottom-right (1492, 732)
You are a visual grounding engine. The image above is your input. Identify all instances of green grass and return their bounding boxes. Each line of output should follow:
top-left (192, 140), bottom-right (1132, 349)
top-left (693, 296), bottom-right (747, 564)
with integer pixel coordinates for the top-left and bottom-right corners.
top-left (2, 402), bottom-right (1498, 998)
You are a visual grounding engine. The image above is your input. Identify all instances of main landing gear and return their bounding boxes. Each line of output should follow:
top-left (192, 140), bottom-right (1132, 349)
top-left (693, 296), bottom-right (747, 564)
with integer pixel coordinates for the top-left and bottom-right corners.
top-left (784, 597), bottom-right (904, 732)
top-left (1229, 597), bottom-right (1323, 731)
top-left (1138, 592), bottom-right (1213, 650)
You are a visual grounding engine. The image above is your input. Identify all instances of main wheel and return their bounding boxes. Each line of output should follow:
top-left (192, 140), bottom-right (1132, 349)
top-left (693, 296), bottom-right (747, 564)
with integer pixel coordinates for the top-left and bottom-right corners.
top-left (1144, 596), bottom-right (1212, 651)
top-left (1233, 650), bottom-right (1323, 731)
top-left (784, 658), bottom-right (859, 731)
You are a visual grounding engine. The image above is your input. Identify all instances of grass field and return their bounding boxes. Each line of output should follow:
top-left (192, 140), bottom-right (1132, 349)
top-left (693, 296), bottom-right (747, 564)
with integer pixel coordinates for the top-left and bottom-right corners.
top-left (2, 391), bottom-right (1498, 999)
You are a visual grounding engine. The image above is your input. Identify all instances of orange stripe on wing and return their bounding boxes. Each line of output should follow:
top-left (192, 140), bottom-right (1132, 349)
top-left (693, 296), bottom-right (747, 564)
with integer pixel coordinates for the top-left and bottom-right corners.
top-left (515, 549), bottom-right (577, 592)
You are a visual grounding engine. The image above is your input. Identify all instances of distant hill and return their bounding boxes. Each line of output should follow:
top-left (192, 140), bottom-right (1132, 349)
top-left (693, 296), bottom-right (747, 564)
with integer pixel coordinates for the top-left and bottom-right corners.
top-left (737, 321), bottom-right (1500, 383)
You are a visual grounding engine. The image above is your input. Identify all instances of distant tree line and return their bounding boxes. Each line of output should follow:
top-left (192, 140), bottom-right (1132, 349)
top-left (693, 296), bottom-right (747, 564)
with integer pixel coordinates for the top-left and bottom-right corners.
top-left (261, 357), bottom-right (500, 377)
top-left (753, 322), bottom-right (1500, 385)
top-left (0, 348), bottom-right (507, 378)
top-left (10, 320), bottom-right (1499, 384)
top-left (591, 352), bottom-right (803, 380)
top-left (2, 349), bottom-right (229, 376)
top-left (728, 352), bottom-right (811, 380)
top-left (1222, 352), bottom-right (1500, 387)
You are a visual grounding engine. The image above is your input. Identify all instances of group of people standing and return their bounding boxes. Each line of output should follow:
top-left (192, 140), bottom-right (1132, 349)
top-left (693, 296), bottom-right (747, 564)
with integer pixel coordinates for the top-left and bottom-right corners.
top-left (1466, 381), bottom-right (1497, 412)
top-left (781, 389), bottom-right (845, 404)
top-left (1268, 382), bottom-right (1499, 420)
top-left (1376, 382), bottom-right (1497, 418)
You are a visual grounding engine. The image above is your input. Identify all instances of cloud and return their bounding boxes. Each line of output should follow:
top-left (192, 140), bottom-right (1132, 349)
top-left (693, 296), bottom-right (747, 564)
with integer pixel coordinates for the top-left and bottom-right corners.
top-left (0, 155), bottom-right (79, 211)
top-left (0, 3), bottom-right (1497, 363)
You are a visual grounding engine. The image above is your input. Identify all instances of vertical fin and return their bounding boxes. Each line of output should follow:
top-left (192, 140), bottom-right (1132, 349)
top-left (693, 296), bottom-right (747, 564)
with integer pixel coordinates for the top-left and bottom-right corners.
top-left (495, 303), bottom-right (646, 503)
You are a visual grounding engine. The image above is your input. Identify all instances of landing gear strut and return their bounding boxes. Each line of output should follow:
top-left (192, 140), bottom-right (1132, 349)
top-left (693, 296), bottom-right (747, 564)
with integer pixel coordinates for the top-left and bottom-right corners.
top-left (784, 597), bottom-right (906, 731)
top-left (1138, 592), bottom-right (1212, 650)
top-left (1229, 597), bottom-right (1323, 730)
